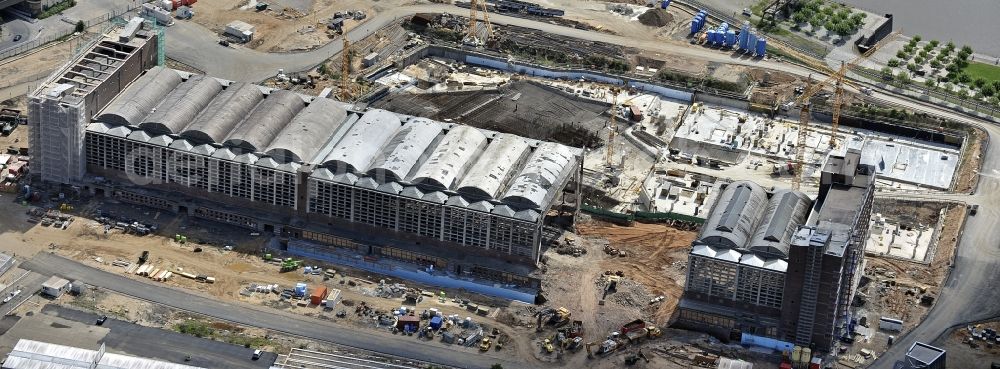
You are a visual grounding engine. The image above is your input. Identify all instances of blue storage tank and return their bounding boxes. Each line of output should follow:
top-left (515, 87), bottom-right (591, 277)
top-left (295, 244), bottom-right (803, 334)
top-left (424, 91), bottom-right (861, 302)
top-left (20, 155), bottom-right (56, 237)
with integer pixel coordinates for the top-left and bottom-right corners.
top-left (748, 32), bottom-right (758, 52)
top-left (691, 17), bottom-right (703, 33)
top-left (660, 0), bottom-right (670, 9)
top-left (738, 30), bottom-right (749, 50)
top-left (726, 30), bottom-right (736, 47)
top-left (705, 30), bottom-right (715, 43)
top-left (756, 38), bottom-right (767, 56)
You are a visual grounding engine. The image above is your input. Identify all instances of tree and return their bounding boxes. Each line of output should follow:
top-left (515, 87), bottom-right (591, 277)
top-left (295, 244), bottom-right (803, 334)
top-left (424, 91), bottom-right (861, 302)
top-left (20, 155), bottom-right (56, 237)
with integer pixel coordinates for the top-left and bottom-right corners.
top-left (958, 73), bottom-right (972, 84)
top-left (924, 78), bottom-right (936, 88)
top-left (943, 82), bottom-right (954, 92)
top-left (491, 365), bottom-right (504, 369)
top-left (914, 56), bottom-right (925, 64)
top-left (896, 50), bottom-right (908, 59)
top-left (945, 41), bottom-right (956, 51)
top-left (929, 40), bottom-right (940, 48)
top-left (958, 88), bottom-right (969, 100)
top-left (792, 12), bottom-right (808, 24)
top-left (983, 84), bottom-right (997, 97)
top-left (913, 35), bottom-right (922, 43)
top-left (896, 71), bottom-right (911, 84)
top-left (881, 67), bottom-right (894, 80)
top-left (887, 58), bottom-right (900, 67)
top-left (992, 80), bottom-right (1000, 92)
top-left (989, 96), bottom-right (1000, 107)
top-left (75, 20), bottom-right (84, 33)
top-left (903, 44), bottom-right (915, 53)
top-left (973, 78), bottom-right (987, 88)
top-left (961, 45), bottom-right (973, 55)
top-left (930, 59), bottom-right (942, 70)
top-left (808, 15), bottom-right (823, 30)
top-left (907, 62), bottom-right (918, 72)
top-left (922, 43), bottom-right (935, 52)
top-left (919, 50), bottom-right (929, 59)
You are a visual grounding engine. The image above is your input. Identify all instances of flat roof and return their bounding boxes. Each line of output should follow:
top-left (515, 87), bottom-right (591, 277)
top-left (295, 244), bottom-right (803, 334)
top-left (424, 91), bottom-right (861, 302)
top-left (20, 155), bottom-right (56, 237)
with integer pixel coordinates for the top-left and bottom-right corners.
top-left (3, 339), bottom-right (205, 369)
top-left (906, 341), bottom-right (945, 365)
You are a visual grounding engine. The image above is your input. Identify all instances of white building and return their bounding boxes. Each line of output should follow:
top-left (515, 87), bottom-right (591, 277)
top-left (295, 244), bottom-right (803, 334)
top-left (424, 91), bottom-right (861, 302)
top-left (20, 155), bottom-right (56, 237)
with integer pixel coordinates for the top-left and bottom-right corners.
top-left (225, 21), bottom-right (255, 42)
top-left (2, 339), bottom-right (205, 369)
top-left (41, 276), bottom-right (70, 297)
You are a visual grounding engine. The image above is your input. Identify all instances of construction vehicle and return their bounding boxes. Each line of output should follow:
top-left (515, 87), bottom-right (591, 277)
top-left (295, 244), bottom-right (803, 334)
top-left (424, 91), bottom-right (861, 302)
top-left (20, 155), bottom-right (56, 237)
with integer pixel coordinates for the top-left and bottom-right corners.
top-left (280, 259), bottom-right (302, 272)
top-left (495, 334), bottom-right (509, 351)
top-left (624, 349), bottom-right (650, 365)
top-left (535, 306), bottom-right (571, 331)
top-left (624, 326), bottom-right (662, 344)
top-left (138, 250), bottom-right (149, 264)
top-left (542, 338), bottom-right (555, 353)
top-left (479, 337), bottom-right (492, 351)
top-left (564, 336), bottom-right (584, 351)
top-left (550, 307), bottom-right (571, 327)
top-left (620, 319), bottom-right (647, 334)
top-left (559, 320), bottom-right (584, 338)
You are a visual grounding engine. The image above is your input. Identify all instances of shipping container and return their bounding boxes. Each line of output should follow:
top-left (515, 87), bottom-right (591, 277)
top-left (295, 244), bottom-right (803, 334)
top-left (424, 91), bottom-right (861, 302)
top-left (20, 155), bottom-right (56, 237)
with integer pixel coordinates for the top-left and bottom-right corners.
top-left (310, 285), bottom-right (328, 305)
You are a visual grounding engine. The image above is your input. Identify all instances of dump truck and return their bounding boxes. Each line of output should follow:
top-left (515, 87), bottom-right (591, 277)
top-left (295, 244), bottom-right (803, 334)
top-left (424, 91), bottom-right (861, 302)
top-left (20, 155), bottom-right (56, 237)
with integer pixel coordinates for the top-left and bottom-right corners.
top-left (620, 319), bottom-right (646, 334)
top-left (479, 337), bottom-right (492, 351)
top-left (624, 326), bottom-right (662, 344)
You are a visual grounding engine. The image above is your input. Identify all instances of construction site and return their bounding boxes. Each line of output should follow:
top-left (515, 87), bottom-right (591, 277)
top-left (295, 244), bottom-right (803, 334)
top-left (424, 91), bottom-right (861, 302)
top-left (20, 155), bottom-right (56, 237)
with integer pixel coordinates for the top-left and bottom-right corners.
top-left (0, 0), bottom-right (994, 367)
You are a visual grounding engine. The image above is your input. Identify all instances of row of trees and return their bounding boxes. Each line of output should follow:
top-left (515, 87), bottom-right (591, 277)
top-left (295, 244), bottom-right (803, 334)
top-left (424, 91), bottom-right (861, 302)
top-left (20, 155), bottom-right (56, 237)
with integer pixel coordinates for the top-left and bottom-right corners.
top-left (882, 35), bottom-right (999, 105)
top-left (788, 0), bottom-right (866, 36)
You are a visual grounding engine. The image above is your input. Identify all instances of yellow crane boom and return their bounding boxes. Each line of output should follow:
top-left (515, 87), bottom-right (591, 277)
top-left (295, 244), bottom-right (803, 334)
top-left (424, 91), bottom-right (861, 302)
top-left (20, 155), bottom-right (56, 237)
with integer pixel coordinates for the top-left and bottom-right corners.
top-left (780, 32), bottom-right (899, 190)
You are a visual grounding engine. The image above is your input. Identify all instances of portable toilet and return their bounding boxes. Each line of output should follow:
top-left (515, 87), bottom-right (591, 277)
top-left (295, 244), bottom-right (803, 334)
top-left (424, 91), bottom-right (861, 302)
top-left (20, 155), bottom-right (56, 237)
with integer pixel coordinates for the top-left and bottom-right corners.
top-left (660, 0), bottom-right (670, 9)
top-left (725, 30), bottom-right (736, 47)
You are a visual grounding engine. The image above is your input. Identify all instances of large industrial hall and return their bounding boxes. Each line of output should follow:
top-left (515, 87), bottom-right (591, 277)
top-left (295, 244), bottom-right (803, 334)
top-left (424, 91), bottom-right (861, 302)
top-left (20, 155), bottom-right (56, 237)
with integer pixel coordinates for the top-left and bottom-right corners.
top-left (28, 21), bottom-right (581, 293)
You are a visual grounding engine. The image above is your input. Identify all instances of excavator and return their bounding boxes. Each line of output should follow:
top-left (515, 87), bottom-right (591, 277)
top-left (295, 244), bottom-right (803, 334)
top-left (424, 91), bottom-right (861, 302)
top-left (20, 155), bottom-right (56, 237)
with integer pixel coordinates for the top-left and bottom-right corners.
top-left (535, 307), bottom-right (572, 331)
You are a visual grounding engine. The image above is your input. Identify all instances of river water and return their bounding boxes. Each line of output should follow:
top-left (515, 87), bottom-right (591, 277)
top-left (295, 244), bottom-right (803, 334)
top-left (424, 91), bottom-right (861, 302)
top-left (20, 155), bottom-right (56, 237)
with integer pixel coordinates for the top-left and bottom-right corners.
top-left (836, 0), bottom-right (1000, 57)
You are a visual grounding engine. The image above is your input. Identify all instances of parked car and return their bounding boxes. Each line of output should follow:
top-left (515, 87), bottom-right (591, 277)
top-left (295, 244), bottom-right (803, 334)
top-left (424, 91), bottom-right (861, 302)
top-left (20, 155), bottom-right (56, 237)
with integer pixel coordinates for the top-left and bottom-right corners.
top-left (2, 289), bottom-right (22, 304)
top-left (96, 315), bottom-right (108, 325)
top-left (218, 39), bottom-right (230, 47)
top-left (252, 350), bottom-right (262, 360)
top-left (13, 34), bottom-right (21, 42)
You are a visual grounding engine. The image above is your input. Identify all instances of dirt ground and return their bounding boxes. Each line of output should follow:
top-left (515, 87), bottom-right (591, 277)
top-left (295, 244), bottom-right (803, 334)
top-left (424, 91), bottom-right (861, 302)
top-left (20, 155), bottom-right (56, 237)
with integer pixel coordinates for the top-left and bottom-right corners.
top-left (945, 320), bottom-right (1000, 369)
top-left (836, 201), bottom-right (966, 368)
top-left (190, 0), bottom-right (372, 52)
top-left (488, 217), bottom-right (696, 366)
top-left (955, 126), bottom-right (986, 193)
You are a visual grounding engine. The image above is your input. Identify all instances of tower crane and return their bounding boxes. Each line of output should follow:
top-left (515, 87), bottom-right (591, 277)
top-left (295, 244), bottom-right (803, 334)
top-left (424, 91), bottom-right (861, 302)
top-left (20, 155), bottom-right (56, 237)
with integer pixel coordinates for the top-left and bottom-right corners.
top-left (779, 32), bottom-right (899, 190)
top-left (604, 88), bottom-right (644, 168)
top-left (340, 36), bottom-right (352, 101)
top-left (464, 0), bottom-right (495, 46)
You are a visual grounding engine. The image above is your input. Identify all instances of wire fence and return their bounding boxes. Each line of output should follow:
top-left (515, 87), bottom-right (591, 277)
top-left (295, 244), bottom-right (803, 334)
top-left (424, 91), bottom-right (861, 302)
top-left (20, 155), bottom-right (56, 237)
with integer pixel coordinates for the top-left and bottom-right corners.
top-left (0, 3), bottom-right (143, 61)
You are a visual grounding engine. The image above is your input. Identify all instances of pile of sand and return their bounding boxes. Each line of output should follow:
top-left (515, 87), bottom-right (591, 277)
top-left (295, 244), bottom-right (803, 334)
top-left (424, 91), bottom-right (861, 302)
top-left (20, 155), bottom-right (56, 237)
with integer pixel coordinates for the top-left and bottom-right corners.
top-left (638, 8), bottom-right (673, 27)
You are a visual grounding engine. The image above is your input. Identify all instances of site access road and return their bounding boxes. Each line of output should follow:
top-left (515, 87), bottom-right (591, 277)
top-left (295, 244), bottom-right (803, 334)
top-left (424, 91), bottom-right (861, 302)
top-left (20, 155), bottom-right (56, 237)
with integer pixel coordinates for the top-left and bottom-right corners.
top-left (20, 253), bottom-right (526, 369)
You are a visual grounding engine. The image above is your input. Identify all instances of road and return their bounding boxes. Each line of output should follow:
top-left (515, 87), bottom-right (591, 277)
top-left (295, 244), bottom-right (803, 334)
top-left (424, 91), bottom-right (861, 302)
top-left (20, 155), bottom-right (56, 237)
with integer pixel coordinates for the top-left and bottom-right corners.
top-left (855, 88), bottom-right (1000, 366)
top-left (20, 253), bottom-right (525, 369)
top-left (0, 270), bottom-right (47, 316)
top-left (165, 3), bottom-right (802, 82)
top-left (0, 16), bottom-right (38, 54)
top-left (43, 305), bottom-right (278, 369)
